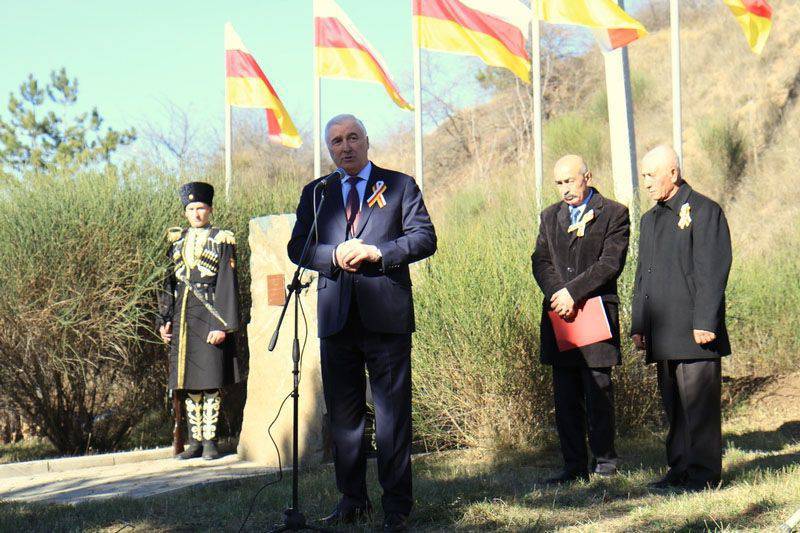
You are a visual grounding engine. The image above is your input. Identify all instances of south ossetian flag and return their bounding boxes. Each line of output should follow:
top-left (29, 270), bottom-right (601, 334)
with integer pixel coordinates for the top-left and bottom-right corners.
top-left (414, 0), bottom-right (532, 83)
top-left (538, 0), bottom-right (648, 52)
top-left (225, 22), bottom-right (302, 148)
top-left (723, 0), bottom-right (773, 54)
top-left (315, 0), bottom-right (412, 110)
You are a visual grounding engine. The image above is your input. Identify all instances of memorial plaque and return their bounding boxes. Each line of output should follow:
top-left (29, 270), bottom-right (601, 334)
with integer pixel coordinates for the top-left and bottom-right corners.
top-left (267, 274), bottom-right (286, 306)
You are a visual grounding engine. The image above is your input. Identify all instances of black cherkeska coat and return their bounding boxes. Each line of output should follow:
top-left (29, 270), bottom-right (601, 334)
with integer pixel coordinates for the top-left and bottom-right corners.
top-left (631, 182), bottom-right (732, 362)
top-left (157, 226), bottom-right (241, 391)
top-left (532, 188), bottom-right (631, 367)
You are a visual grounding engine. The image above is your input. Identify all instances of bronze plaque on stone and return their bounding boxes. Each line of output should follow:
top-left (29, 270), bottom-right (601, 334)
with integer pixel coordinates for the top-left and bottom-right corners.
top-left (267, 274), bottom-right (286, 306)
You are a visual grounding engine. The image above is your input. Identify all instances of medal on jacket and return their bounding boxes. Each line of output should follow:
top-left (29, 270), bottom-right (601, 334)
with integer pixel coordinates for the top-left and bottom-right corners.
top-left (567, 209), bottom-right (594, 237)
top-left (678, 203), bottom-right (692, 229)
top-left (367, 180), bottom-right (387, 208)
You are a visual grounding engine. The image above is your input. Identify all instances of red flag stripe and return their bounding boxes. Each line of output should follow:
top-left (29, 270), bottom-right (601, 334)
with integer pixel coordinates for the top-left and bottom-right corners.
top-left (741, 0), bottom-right (772, 19)
top-left (315, 17), bottom-right (406, 95)
top-left (265, 109), bottom-right (281, 140)
top-left (225, 50), bottom-right (280, 99)
top-left (607, 28), bottom-right (640, 49)
top-left (315, 16), bottom-right (364, 49)
top-left (414, 0), bottom-right (529, 60)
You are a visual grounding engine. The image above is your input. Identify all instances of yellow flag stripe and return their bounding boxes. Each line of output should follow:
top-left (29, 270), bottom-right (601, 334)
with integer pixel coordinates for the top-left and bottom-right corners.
top-left (226, 77), bottom-right (302, 148)
top-left (316, 47), bottom-right (413, 110)
top-left (539, 0), bottom-right (647, 33)
top-left (723, 0), bottom-right (772, 54)
top-left (416, 16), bottom-right (530, 83)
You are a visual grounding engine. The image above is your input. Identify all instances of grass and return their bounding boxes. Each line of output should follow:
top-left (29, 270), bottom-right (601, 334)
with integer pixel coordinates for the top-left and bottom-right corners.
top-left (0, 440), bottom-right (57, 465)
top-left (3, 374), bottom-right (799, 532)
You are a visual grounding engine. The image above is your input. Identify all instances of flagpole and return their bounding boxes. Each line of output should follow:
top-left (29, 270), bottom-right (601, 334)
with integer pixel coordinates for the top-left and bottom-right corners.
top-left (531, 0), bottom-right (543, 214)
top-left (313, 70), bottom-right (322, 179)
top-left (412, 2), bottom-right (424, 192)
top-left (670, 0), bottom-right (683, 165)
top-left (225, 103), bottom-right (232, 199)
top-left (604, 0), bottom-right (639, 225)
top-left (313, 2), bottom-right (322, 180)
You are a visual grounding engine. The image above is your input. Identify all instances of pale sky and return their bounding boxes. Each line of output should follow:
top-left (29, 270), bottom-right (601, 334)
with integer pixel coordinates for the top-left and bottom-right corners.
top-left (0, 0), bottom-right (652, 150)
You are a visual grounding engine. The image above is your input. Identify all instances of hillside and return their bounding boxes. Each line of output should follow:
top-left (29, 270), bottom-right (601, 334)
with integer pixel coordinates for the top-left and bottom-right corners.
top-left (395, 0), bottom-right (800, 244)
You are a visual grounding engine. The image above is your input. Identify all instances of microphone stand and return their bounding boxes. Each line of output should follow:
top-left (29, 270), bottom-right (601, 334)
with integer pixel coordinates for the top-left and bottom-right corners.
top-left (267, 180), bottom-right (331, 533)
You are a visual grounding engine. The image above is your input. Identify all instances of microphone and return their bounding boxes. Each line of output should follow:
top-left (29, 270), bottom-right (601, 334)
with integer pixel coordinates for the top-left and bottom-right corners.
top-left (317, 168), bottom-right (344, 190)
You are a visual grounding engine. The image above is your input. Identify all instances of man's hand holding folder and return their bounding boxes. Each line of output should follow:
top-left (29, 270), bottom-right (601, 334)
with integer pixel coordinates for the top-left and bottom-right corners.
top-left (547, 296), bottom-right (613, 352)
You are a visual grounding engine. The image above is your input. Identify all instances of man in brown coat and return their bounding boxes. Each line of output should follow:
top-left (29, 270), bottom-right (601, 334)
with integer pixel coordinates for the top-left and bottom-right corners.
top-left (532, 155), bottom-right (631, 483)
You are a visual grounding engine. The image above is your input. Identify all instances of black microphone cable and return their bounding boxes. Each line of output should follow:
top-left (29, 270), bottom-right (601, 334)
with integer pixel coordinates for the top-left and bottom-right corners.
top-left (237, 175), bottom-right (328, 532)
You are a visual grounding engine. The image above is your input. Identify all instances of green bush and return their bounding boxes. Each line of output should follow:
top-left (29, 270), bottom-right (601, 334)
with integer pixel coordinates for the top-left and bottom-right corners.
top-left (412, 176), bottom-right (659, 450)
top-left (698, 115), bottom-right (747, 196)
top-left (589, 71), bottom-right (654, 119)
top-left (0, 169), bottom-right (174, 453)
top-left (0, 166), bottom-right (303, 454)
top-left (726, 232), bottom-right (800, 374)
top-left (544, 112), bottom-right (607, 172)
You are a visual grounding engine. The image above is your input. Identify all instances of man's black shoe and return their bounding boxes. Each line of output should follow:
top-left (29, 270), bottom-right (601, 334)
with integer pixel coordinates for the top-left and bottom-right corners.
top-left (176, 443), bottom-right (202, 460)
top-left (320, 504), bottom-right (372, 527)
top-left (383, 513), bottom-right (409, 532)
top-left (201, 440), bottom-right (219, 461)
top-left (648, 469), bottom-right (686, 489)
top-left (545, 470), bottom-right (590, 485)
top-left (593, 463), bottom-right (618, 477)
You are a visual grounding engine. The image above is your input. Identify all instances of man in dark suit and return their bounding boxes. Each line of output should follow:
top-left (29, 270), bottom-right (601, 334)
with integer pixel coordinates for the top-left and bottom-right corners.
top-left (288, 114), bottom-right (436, 532)
top-left (532, 155), bottom-right (630, 483)
top-left (632, 145), bottom-right (732, 492)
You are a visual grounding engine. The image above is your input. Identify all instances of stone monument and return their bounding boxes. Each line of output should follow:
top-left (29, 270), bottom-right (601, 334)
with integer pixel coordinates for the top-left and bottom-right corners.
top-left (237, 214), bottom-right (326, 466)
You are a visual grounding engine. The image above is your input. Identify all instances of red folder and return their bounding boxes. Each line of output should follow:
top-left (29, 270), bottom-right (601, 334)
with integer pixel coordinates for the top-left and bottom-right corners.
top-left (547, 296), bottom-right (613, 352)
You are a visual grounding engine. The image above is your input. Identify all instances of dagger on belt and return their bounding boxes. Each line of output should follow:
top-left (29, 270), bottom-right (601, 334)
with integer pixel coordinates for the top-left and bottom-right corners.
top-left (175, 272), bottom-right (229, 330)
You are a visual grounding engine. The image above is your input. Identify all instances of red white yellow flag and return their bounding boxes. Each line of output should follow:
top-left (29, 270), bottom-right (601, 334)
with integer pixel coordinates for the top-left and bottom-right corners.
top-left (315, 0), bottom-right (412, 110)
top-left (538, 0), bottom-right (647, 52)
top-left (723, 0), bottom-right (773, 54)
top-left (225, 22), bottom-right (302, 148)
top-left (414, 0), bottom-right (531, 83)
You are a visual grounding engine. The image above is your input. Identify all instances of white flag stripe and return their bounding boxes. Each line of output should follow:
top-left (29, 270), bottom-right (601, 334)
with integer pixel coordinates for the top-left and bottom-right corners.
top-left (314, 0), bottom-right (394, 75)
top-left (224, 22), bottom-right (250, 53)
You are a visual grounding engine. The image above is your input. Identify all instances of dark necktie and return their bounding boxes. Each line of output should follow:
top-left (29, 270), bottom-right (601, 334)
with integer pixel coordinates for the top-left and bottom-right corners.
top-left (345, 176), bottom-right (361, 237)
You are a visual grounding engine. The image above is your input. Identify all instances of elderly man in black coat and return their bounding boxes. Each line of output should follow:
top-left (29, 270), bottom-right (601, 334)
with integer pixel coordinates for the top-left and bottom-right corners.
top-left (532, 155), bottom-right (631, 483)
top-left (632, 145), bottom-right (732, 491)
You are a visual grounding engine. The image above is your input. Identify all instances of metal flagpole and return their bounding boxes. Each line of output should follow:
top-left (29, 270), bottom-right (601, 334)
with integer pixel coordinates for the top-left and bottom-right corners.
top-left (224, 23), bottom-right (232, 198)
top-left (224, 102), bottom-right (233, 199)
top-left (313, 1), bottom-right (322, 179)
top-left (531, 0), bottom-right (544, 214)
top-left (412, 1), bottom-right (424, 192)
top-left (603, 0), bottom-right (639, 225)
top-left (670, 0), bottom-right (683, 165)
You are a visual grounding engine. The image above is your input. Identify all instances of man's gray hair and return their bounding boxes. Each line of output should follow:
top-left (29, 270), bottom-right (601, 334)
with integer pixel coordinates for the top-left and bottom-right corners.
top-left (324, 114), bottom-right (368, 144)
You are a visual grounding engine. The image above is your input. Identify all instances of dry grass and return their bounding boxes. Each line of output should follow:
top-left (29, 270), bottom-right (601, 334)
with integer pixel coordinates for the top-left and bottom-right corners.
top-left (2, 373), bottom-right (799, 532)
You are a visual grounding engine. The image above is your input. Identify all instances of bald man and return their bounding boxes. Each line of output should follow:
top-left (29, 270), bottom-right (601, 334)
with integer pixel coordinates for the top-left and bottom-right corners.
top-left (632, 145), bottom-right (732, 492)
top-left (532, 155), bottom-right (630, 483)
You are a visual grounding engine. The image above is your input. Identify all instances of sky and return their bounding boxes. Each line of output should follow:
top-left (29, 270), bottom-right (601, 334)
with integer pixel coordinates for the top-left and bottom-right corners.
top-left (0, 0), bottom-right (652, 150)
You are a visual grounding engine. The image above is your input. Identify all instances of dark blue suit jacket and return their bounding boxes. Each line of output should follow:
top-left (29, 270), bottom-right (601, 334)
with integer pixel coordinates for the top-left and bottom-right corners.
top-left (288, 163), bottom-right (437, 338)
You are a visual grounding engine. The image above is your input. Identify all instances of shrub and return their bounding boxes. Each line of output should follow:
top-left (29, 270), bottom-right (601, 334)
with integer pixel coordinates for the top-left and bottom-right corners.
top-left (544, 112), bottom-right (607, 171)
top-left (412, 174), bottom-right (659, 450)
top-left (698, 115), bottom-right (748, 197)
top-left (589, 71), bottom-right (654, 120)
top-left (0, 166), bottom-right (303, 454)
top-left (0, 169), bottom-right (174, 453)
top-left (726, 231), bottom-right (800, 374)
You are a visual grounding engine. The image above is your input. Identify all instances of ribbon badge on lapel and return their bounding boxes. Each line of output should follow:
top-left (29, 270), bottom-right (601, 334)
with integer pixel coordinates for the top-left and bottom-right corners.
top-left (567, 209), bottom-right (595, 238)
top-left (367, 180), bottom-right (387, 208)
top-left (678, 202), bottom-right (692, 229)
